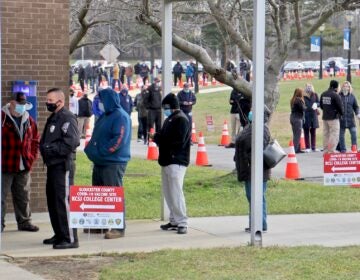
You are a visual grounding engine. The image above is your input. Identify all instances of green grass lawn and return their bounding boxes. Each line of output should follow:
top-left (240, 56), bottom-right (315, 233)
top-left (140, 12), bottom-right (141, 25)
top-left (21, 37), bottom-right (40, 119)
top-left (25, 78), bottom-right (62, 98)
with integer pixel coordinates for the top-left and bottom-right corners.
top-left (75, 153), bottom-right (360, 219)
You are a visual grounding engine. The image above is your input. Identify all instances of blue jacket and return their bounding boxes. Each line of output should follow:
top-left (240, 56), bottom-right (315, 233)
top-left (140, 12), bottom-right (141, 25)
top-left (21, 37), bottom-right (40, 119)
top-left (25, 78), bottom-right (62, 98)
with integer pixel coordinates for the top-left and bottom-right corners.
top-left (85, 88), bottom-right (131, 166)
top-left (92, 94), bottom-right (103, 118)
top-left (185, 65), bottom-right (194, 77)
top-left (119, 89), bottom-right (133, 115)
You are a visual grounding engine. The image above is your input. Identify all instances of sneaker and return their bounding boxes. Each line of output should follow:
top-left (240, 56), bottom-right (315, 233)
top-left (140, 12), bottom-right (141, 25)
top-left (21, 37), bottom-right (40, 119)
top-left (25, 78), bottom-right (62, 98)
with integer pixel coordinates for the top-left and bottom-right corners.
top-left (18, 223), bottom-right (39, 232)
top-left (160, 223), bottom-right (178, 231)
top-left (304, 148), bottom-right (311, 153)
top-left (312, 148), bottom-right (321, 152)
top-left (225, 143), bottom-right (235, 148)
top-left (177, 226), bottom-right (187, 234)
top-left (104, 229), bottom-right (125, 239)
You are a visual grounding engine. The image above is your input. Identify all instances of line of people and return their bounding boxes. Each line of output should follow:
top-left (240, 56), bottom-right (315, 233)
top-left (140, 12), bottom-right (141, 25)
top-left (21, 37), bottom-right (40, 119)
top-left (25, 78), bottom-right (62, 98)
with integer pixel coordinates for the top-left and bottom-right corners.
top-left (290, 80), bottom-right (358, 154)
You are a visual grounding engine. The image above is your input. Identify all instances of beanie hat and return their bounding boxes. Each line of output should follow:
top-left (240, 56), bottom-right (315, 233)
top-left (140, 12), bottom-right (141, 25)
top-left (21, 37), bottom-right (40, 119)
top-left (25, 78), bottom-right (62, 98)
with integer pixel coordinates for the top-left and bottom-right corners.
top-left (14, 92), bottom-right (27, 104)
top-left (162, 93), bottom-right (179, 109)
top-left (329, 80), bottom-right (339, 89)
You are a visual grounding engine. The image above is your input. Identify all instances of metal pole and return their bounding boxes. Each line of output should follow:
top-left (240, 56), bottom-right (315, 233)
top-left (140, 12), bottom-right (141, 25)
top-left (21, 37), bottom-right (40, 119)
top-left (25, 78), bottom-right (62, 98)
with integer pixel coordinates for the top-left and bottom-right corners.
top-left (347, 22), bottom-right (352, 83)
top-left (319, 32), bottom-right (323, 80)
top-left (250, 0), bottom-right (265, 246)
top-left (160, 0), bottom-right (172, 221)
top-left (0, 0), bottom-right (2, 251)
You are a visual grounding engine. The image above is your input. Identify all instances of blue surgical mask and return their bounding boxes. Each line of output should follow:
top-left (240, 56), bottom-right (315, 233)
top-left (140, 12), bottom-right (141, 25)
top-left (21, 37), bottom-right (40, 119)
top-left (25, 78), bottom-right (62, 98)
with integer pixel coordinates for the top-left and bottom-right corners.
top-left (164, 109), bottom-right (172, 117)
top-left (15, 104), bottom-right (26, 115)
top-left (248, 111), bottom-right (253, 122)
top-left (99, 102), bottom-right (105, 112)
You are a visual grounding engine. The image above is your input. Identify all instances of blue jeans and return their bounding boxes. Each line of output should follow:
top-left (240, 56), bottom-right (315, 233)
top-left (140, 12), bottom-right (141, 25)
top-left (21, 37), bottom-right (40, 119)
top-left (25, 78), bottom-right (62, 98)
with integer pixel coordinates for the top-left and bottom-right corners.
top-left (245, 181), bottom-right (267, 231)
top-left (339, 126), bottom-right (357, 152)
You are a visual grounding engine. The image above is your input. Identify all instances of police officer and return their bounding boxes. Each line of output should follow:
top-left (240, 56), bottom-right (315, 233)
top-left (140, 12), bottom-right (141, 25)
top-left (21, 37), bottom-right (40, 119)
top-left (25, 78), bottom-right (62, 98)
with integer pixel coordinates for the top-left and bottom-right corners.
top-left (40, 88), bottom-right (80, 249)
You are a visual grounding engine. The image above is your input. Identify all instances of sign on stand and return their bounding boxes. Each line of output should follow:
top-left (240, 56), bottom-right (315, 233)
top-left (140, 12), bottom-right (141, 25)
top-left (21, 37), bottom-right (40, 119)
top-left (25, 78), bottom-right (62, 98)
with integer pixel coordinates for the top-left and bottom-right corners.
top-left (324, 153), bottom-right (360, 186)
top-left (69, 186), bottom-right (124, 229)
top-left (206, 115), bottom-right (214, 131)
top-left (99, 43), bottom-right (120, 62)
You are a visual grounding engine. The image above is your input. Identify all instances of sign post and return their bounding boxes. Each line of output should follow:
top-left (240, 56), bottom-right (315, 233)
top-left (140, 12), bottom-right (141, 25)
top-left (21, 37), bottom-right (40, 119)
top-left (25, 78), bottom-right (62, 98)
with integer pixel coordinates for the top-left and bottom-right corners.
top-left (324, 153), bottom-right (360, 186)
top-left (69, 186), bottom-right (124, 229)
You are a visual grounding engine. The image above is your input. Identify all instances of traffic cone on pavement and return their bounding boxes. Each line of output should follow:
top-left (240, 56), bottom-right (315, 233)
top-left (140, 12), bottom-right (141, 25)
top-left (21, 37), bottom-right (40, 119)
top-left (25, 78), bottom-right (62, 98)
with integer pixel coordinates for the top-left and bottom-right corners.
top-left (195, 132), bottom-right (211, 166)
top-left (219, 120), bottom-right (230, 146)
top-left (191, 121), bottom-right (198, 144)
top-left (285, 140), bottom-right (300, 180)
top-left (147, 128), bottom-right (159, 160)
top-left (300, 130), bottom-right (306, 150)
top-left (84, 125), bottom-right (92, 147)
top-left (351, 145), bottom-right (357, 153)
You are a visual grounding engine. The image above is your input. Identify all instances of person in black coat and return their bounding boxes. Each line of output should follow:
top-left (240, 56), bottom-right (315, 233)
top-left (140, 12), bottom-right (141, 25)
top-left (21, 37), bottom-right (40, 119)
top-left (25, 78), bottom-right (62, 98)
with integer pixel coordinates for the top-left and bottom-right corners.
top-left (290, 88), bottom-right (306, 153)
top-left (303, 84), bottom-right (320, 152)
top-left (172, 61), bottom-right (184, 86)
top-left (339, 81), bottom-right (359, 152)
top-left (234, 106), bottom-right (271, 232)
top-left (151, 93), bottom-right (191, 235)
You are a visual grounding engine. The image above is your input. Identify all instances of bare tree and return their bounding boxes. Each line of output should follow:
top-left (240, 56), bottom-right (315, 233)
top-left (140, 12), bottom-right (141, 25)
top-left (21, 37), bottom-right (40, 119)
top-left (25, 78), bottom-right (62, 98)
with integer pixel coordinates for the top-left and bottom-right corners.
top-left (136, 0), bottom-right (360, 111)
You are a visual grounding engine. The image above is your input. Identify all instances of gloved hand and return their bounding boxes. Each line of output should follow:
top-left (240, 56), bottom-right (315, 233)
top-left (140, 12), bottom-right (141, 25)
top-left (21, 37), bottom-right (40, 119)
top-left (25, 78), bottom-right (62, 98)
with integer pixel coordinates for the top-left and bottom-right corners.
top-left (312, 103), bottom-right (318, 110)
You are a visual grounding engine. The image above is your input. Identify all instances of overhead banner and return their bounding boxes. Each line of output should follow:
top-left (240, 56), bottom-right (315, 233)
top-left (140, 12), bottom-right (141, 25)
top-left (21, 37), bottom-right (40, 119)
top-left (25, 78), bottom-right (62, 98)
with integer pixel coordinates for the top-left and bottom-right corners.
top-left (69, 186), bottom-right (124, 229)
top-left (310, 36), bottom-right (320, 52)
top-left (344, 28), bottom-right (350, 50)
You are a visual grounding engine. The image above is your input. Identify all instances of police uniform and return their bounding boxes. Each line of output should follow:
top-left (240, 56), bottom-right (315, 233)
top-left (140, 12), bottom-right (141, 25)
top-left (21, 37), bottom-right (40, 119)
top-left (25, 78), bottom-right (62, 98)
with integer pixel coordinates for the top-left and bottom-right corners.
top-left (40, 107), bottom-right (80, 247)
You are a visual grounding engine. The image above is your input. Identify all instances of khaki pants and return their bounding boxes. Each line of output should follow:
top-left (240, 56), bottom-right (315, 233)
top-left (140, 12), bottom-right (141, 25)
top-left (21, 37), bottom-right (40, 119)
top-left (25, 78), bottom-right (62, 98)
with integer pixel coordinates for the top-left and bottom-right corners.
top-left (323, 119), bottom-right (340, 153)
top-left (230, 113), bottom-right (241, 143)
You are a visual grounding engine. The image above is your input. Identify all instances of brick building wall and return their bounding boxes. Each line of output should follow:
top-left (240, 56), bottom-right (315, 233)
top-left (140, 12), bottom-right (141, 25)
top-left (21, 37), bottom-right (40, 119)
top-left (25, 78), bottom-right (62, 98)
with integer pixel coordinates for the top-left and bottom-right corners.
top-left (1, 0), bottom-right (69, 212)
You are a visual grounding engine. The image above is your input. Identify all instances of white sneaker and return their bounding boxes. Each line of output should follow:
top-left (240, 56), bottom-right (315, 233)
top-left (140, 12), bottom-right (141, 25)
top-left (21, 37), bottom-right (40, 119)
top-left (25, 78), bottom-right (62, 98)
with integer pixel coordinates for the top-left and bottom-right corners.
top-left (304, 149), bottom-right (311, 153)
top-left (312, 148), bottom-right (321, 152)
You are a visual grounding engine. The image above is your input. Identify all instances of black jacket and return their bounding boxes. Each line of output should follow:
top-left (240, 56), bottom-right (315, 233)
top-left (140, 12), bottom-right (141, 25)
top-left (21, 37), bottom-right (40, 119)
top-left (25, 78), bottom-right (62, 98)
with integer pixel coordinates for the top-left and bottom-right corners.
top-left (320, 88), bottom-right (343, 120)
top-left (177, 89), bottom-right (196, 114)
top-left (40, 107), bottom-right (80, 167)
top-left (303, 93), bottom-right (320, 129)
top-left (229, 89), bottom-right (251, 126)
top-left (234, 123), bottom-right (271, 182)
top-left (153, 110), bottom-right (191, 167)
top-left (339, 92), bottom-right (359, 128)
top-left (144, 83), bottom-right (162, 110)
top-left (290, 98), bottom-right (306, 119)
top-left (78, 96), bottom-right (93, 117)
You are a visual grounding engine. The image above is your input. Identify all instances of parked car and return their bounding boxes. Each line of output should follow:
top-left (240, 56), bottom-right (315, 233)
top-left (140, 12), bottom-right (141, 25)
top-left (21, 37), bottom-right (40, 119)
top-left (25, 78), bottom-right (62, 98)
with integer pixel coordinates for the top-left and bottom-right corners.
top-left (302, 61), bottom-right (320, 72)
top-left (283, 61), bottom-right (305, 72)
top-left (71, 60), bottom-right (93, 73)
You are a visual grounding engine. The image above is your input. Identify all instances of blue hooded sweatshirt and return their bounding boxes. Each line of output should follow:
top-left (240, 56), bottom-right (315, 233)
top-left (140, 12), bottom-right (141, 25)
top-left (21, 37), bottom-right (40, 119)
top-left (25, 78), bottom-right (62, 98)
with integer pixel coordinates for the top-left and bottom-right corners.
top-left (84, 88), bottom-right (131, 166)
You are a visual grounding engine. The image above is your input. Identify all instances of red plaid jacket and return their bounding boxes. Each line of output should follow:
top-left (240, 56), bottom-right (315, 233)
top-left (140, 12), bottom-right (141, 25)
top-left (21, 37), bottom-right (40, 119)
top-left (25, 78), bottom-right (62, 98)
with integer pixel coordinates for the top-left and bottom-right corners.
top-left (1, 109), bottom-right (39, 173)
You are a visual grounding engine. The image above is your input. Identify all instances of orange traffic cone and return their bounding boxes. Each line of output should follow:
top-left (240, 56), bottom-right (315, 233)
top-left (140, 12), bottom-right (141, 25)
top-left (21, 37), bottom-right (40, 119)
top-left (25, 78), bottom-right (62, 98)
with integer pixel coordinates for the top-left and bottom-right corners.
top-left (191, 121), bottom-right (198, 144)
top-left (195, 132), bottom-right (211, 166)
top-left (179, 78), bottom-right (183, 88)
top-left (147, 128), bottom-right (159, 160)
top-left (351, 145), bottom-right (357, 153)
top-left (211, 77), bottom-right (217, 86)
top-left (300, 130), bottom-right (306, 150)
top-left (219, 120), bottom-right (230, 146)
top-left (84, 125), bottom-right (92, 147)
top-left (285, 140), bottom-right (300, 180)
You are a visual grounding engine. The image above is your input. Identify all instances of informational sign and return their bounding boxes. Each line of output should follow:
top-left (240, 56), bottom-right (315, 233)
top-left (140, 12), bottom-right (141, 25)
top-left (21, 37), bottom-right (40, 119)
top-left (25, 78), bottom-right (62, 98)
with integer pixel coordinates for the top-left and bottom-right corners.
top-left (310, 36), bottom-right (320, 52)
top-left (324, 153), bottom-right (360, 186)
top-left (344, 28), bottom-right (350, 50)
top-left (206, 115), bottom-right (214, 131)
top-left (69, 186), bottom-right (124, 229)
top-left (100, 43), bottom-right (120, 62)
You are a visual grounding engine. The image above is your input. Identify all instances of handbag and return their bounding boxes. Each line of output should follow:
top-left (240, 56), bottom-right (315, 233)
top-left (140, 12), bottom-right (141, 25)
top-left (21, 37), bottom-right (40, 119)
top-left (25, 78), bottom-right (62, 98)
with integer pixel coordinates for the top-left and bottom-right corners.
top-left (263, 139), bottom-right (287, 168)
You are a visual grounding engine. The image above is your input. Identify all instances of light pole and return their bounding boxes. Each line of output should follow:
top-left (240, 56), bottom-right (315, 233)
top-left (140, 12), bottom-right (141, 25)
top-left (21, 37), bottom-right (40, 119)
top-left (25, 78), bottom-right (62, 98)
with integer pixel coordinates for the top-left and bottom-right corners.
top-left (345, 13), bottom-right (354, 83)
top-left (319, 24), bottom-right (325, 80)
top-left (193, 26), bottom-right (201, 94)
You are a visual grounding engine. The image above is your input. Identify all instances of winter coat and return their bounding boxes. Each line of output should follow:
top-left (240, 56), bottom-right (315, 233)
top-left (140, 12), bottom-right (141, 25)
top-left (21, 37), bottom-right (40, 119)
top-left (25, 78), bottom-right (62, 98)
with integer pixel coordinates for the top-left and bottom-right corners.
top-left (229, 89), bottom-right (251, 127)
top-left (185, 65), bottom-right (194, 77)
top-left (2, 107), bottom-right (39, 173)
top-left (290, 97), bottom-right (306, 120)
top-left (119, 89), bottom-right (133, 115)
top-left (173, 62), bottom-right (184, 75)
top-left (303, 93), bottom-right (319, 129)
top-left (177, 89), bottom-right (196, 114)
top-left (84, 88), bottom-right (131, 166)
top-left (78, 95), bottom-right (93, 117)
top-left (234, 123), bottom-right (271, 182)
top-left (144, 83), bottom-right (162, 110)
top-left (320, 88), bottom-right (343, 120)
top-left (40, 107), bottom-right (79, 168)
top-left (134, 91), bottom-right (148, 118)
top-left (153, 110), bottom-right (191, 167)
top-left (339, 92), bottom-right (359, 128)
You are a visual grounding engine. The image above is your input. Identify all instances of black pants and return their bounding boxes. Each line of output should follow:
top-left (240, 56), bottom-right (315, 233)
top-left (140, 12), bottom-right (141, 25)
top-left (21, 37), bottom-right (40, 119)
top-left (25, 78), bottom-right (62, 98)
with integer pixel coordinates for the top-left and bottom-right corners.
top-left (174, 73), bottom-right (182, 86)
top-left (138, 116), bottom-right (147, 140)
top-left (46, 162), bottom-right (78, 243)
top-left (147, 109), bottom-right (162, 135)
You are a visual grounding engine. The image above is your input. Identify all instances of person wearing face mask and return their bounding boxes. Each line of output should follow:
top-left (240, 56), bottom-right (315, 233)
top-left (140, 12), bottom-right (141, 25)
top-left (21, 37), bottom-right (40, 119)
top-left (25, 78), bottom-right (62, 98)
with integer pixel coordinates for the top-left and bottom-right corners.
top-left (177, 83), bottom-right (196, 124)
top-left (338, 81), bottom-right (359, 152)
top-left (85, 88), bottom-right (131, 239)
top-left (40, 88), bottom-right (80, 249)
top-left (69, 88), bottom-right (78, 116)
top-left (320, 80), bottom-right (344, 153)
top-left (149, 93), bottom-right (191, 234)
top-left (1, 92), bottom-right (39, 233)
top-left (144, 77), bottom-right (163, 141)
top-left (92, 93), bottom-right (104, 123)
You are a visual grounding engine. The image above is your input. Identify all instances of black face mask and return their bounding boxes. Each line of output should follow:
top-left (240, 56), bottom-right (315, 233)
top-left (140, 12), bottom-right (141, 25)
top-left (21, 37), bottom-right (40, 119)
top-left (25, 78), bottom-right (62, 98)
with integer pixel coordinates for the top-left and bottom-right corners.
top-left (70, 94), bottom-right (74, 97)
top-left (46, 102), bottom-right (58, 112)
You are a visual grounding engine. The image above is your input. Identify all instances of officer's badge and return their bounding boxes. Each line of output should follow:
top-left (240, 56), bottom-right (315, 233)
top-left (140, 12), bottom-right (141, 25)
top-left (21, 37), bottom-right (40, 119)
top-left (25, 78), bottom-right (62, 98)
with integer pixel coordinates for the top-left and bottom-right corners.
top-left (50, 125), bottom-right (55, 133)
top-left (62, 122), bottom-right (70, 134)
